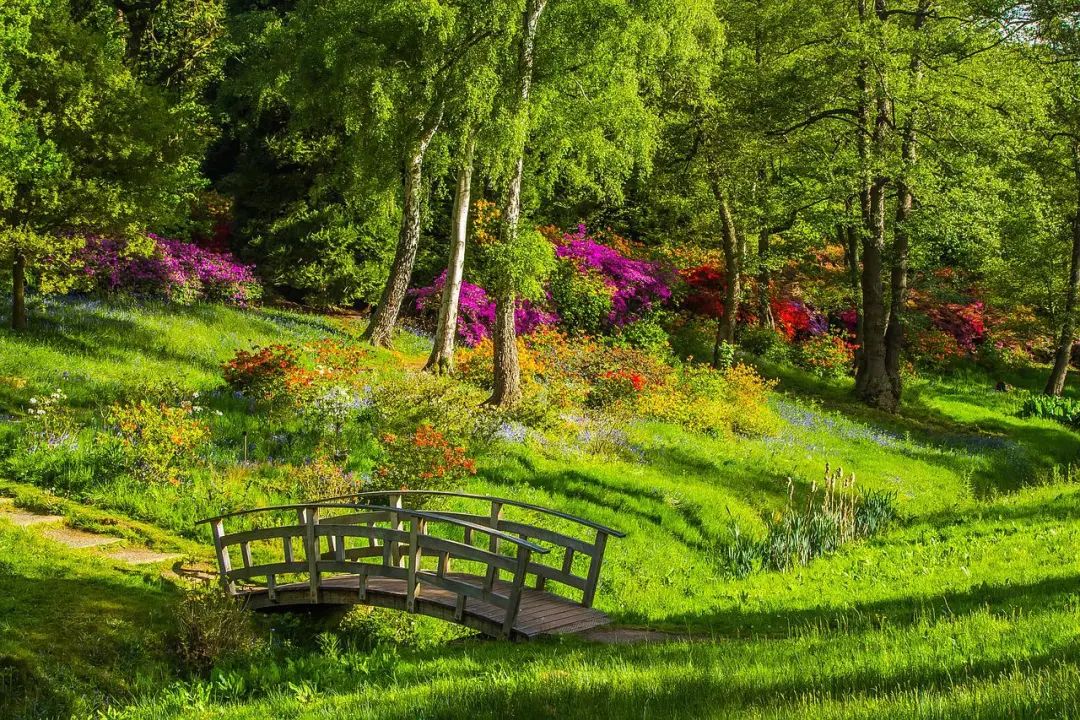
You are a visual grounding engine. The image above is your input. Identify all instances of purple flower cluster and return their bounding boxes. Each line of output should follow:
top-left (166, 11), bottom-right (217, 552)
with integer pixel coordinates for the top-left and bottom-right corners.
top-left (77, 234), bottom-right (261, 305)
top-left (412, 271), bottom-right (558, 347)
top-left (554, 225), bottom-right (671, 326)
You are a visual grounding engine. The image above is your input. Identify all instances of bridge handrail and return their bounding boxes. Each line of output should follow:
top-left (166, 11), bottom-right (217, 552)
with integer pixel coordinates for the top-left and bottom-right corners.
top-left (314, 490), bottom-right (627, 538)
top-left (197, 503), bottom-right (549, 553)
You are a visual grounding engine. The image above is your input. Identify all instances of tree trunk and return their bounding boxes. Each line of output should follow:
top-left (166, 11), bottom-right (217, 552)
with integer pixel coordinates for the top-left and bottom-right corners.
top-left (858, 175), bottom-right (895, 411)
top-left (11, 251), bottom-right (26, 331)
top-left (842, 219), bottom-right (864, 353)
top-left (486, 0), bottom-right (547, 408)
top-left (757, 229), bottom-right (774, 329)
top-left (716, 188), bottom-right (741, 350)
top-left (364, 111), bottom-right (442, 348)
top-left (884, 2), bottom-right (926, 399)
top-left (1046, 144), bottom-right (1080, 396)
top-left (424, 137), bottom-right (475, 374)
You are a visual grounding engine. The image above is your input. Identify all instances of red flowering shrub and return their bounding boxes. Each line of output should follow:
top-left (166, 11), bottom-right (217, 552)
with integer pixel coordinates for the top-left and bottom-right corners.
top-left (588, 368), bottom-right (649, 409)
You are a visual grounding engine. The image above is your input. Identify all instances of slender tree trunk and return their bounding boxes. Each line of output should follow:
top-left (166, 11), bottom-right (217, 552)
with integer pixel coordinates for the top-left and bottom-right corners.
top-left (11, 251), bottom-right (26, 331)
top-left (1046, 144), bottom-right (1080, 396)
top-left (884, 1), bottom-right (927, 401)
top-left (487, 0), bottom-right (547, 408)
top-left (842, 218), bottom-right (864, 353)
top-left (716, 187), bottom-right (741, 350)
top-left (364, 111), bottom-right (442, 348)
top-left (425, 137), bottom-right (476, 374)
top-left (757, 229), bottom-right (774, 329)
top-left (853, 3), bottom-right (873, 388)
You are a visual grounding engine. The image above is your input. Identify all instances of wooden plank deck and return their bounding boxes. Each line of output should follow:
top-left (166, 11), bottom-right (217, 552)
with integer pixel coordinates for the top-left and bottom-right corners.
top-left (242, 572), bottom-right (611, 639)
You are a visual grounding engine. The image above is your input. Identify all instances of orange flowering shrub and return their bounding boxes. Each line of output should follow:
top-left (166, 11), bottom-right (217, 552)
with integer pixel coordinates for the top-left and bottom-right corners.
top-left (373, 424), bottom-right (477, 491)
top-left (796, 334), bottom-right (854, 380)
top-left (99, 400), bottom-right (211, 485)
top-left (222, 340), bottom-right (371, 405)
top-left (222, 344), bottom-right (301, 402)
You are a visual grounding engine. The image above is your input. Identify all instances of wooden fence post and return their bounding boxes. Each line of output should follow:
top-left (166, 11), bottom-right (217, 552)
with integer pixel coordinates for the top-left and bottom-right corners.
top-left (389, 493), bottom-right (403, 567)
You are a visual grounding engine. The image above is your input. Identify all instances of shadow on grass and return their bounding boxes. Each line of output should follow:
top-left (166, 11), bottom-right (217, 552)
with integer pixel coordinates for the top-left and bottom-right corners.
top-left (656, 573), bottom-right (1080, 638)
top-left (0, 560), bottom-right (179, 719)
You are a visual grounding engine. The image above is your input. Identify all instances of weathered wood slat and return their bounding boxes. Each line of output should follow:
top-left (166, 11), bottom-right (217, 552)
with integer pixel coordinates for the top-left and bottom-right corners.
top-left (417, 534), bottom-right (520, 573)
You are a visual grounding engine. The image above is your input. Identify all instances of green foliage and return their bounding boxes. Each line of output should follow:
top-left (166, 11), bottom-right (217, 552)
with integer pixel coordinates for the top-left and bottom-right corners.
top-left (725, 467), bottom-right (899, 578)
top-left (796, 334), bottom-right (853, 380)
top-left (739, 325), bottom-right (792, 364)
top-left (547, 261), bottom-right (614, 335)
top-left (1019, 393), bottom-right (1080, 429)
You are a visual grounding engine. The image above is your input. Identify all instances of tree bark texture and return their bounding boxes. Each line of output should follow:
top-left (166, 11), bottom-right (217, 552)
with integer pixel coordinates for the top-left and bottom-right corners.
top-left (487, 0), bottom-right (547, 408)
top-left (11, 251), bottom-right (26, 331)
top-left (364, 112), bottom-right (442, 348)
top-left (425, 137), bottom-right (475, 374)
top-left (1046, 144), bottom-right (1080, 396)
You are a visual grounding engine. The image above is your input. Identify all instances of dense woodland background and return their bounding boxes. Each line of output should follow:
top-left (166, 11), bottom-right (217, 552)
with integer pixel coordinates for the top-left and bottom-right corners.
top-left (4, 0), bottom-right (1080, 413)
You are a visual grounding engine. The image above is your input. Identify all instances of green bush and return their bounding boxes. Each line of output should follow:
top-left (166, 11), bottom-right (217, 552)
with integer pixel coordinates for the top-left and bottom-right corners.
top-left (796, 334), bottom-right (854, 380)
top-left (547, 262), bottom-right (614, 335)
top-left (739, 325), bottom-right (792, 364)
top-left (173, 587), bottom-right (262, 676)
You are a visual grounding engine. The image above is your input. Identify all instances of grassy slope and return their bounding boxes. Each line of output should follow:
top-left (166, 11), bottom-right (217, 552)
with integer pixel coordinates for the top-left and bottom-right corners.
top-left (2, 297), bottom-right (1080, 718)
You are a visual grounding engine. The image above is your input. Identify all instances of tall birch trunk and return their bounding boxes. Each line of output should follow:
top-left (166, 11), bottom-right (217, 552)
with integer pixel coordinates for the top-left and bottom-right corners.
top-left (425, 137), bottom-right (476, 374)
top-left (364, 111), bottom-right (442, 348)
top-left (487, 0), bottom-right (547, 408)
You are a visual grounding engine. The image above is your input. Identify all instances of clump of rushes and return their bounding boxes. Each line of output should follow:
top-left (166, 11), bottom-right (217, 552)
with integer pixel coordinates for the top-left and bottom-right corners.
top-left (725, 463), bottom-right (899, 578)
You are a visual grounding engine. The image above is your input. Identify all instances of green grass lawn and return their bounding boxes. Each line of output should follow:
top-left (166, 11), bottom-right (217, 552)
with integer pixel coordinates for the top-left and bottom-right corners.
top-left (3, 297), bottom-right (1080, 719)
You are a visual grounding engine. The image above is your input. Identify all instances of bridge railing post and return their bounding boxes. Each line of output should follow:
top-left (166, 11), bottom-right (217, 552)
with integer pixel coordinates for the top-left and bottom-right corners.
top-left (581, 530), bottom-right (609, 608)
top-left (406, 517), bottom-right (425, 612)
top-left (210, 518), bottom-right (236, 596)
top-left (501, 546), bottom-right (533, 639)
top-left (389, 493), bottom-right (403, 567)
top-left (484, 501), bottom-right (503, 591)
top-left (303, 505), bottom-right (321, 603)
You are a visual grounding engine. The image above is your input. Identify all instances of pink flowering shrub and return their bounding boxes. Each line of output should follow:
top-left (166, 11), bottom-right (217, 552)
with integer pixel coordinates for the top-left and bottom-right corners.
top-left (412, 271), bottom-right (558, 347)
top-left (551, 225), bottom-right (672, 327)
top-left (76, 234), bottom-right (261, 305)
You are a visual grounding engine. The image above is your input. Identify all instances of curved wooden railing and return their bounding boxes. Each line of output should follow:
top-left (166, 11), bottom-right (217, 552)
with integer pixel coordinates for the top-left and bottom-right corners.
top-left (315, 490), bottom-right (627, 608)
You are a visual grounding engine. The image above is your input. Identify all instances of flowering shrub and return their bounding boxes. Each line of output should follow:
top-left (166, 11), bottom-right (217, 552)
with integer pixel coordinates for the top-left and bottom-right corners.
top-left (797, 334), bottom-right (854, 380)
top-left (635, 363), bottom-right (777, 437)
top-left (295, 452), bottom-right (362, 500)
top-left (411, 271), bottom-right (558, 347)
top-left (76, 234), bottom-right (261, 305)
top-left (24, 390), bottom-right (77, 450)
top-left (908, 326), bottom-right (964, 368)
top-left (588, 368), bottom-right (649, 410)
top-left (739, 325), bottom-right (793, 364)
top-left (551, 225), bottom-right (671, 327)
top-left (773, 299), bottom-right (828, 341)
top-left (99, 400), bottom-right (211, 485)
top-left (374, 424), bottom-right (477, 491)
top-left (223, 345), bottom-right (301, 402)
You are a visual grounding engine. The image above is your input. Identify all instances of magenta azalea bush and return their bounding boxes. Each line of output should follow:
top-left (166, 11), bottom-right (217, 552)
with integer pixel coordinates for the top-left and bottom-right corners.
top-left (412, 271), bottom-right (558, 347)
top-left (77, 234), bottom-right (261, 305)
top-left (554, 225), bottom-right (671, 326)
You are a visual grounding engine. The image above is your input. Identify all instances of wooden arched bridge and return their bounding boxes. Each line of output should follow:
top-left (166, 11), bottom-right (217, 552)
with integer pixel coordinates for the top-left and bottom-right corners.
top-left (198, 491), bottom-right (625, 640)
